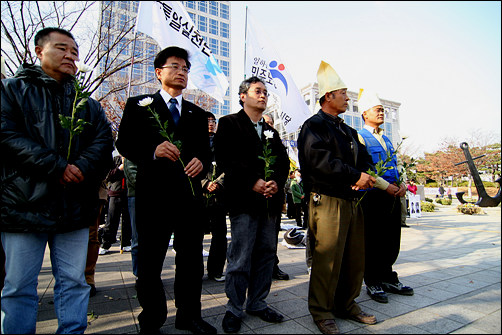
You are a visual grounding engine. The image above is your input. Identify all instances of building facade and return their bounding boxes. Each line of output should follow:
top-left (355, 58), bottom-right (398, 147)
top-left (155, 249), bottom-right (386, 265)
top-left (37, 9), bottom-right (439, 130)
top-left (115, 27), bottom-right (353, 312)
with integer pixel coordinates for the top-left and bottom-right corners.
top-left (96, 1), bottom-right (231, 121)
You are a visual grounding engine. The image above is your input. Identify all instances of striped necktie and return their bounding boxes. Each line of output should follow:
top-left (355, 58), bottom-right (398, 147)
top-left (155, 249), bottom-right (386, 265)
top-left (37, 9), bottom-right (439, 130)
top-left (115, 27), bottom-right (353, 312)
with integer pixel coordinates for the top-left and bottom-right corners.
top-left (169, 98), bottom-right (180, 126)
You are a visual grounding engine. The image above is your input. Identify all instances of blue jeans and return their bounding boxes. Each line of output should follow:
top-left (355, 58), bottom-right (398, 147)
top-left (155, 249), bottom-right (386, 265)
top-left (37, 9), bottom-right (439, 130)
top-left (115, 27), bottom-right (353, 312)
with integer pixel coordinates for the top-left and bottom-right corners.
top-left (1, 228), bottom-right (90, 334)
top-left (225, 213), bottom-right (277, 318)
top-left (128, 196), bottom-right (138, 277)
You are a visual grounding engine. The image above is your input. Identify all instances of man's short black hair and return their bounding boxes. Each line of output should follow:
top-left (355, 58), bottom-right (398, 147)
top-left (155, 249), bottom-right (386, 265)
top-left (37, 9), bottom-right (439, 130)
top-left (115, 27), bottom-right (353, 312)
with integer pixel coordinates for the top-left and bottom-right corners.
top-left (238, 76), bottom-right (266, 106)
top-left (205, 111), bottom-right (216, 120)
top-left (154, 46), bottom-right (191, 69)
top-left (34, 27), bottom-right (77, 48)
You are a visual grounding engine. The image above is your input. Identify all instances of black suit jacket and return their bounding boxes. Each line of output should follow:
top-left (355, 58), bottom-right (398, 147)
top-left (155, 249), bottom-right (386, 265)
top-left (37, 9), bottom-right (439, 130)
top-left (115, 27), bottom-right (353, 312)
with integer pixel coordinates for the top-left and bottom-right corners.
top-left (116, 91), bottom-right (211, 220)
top-left (214, 110), bottom-right (289, 216)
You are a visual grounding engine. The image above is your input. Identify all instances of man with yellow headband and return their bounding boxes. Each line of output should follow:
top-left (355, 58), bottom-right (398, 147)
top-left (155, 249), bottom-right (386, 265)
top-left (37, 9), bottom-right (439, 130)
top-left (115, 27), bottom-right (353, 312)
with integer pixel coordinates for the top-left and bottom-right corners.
top-left (298, 61), bottom-right (377, 334)
top-left (357, 89), bottom-right (412, 304)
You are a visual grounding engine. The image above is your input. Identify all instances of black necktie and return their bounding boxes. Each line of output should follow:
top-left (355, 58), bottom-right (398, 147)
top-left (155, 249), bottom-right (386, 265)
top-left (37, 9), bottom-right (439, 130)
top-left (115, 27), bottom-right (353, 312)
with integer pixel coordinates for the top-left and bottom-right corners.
top-left (169, 98), bottom-right (180, 126)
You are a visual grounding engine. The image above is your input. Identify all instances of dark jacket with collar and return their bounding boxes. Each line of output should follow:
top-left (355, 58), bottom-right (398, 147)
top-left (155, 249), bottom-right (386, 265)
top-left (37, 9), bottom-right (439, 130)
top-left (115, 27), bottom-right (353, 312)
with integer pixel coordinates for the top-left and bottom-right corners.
top-left (298, 110), bottom-right (374, 200)
top-left (1, 63), bottom-right (114, 233)
top-left (214, 109), bottom-right (289, 216)
top-left (116, 91), bottom-right (211, 206)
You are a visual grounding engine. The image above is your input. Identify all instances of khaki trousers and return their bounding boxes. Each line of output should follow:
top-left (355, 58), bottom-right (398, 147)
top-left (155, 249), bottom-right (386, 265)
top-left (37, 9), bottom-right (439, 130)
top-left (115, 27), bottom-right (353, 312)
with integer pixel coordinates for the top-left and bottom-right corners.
top-left (308, 193), bottom-right (365, 321)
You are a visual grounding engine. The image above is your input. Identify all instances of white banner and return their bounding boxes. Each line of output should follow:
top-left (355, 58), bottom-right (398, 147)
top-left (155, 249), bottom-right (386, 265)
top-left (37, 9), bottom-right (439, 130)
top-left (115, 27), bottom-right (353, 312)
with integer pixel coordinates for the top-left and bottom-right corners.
top-left (136, 1), bottom-right (229, 103)
top-left (245, 10), bottom-right (311, 133)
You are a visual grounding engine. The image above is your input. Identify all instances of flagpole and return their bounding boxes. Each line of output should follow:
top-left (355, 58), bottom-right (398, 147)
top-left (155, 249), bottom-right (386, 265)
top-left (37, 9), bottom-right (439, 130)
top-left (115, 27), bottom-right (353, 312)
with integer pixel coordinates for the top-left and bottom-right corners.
top-left (126, 32), bottom-right (138, 99)
top-left (244, 6), bottom-right (248, 80)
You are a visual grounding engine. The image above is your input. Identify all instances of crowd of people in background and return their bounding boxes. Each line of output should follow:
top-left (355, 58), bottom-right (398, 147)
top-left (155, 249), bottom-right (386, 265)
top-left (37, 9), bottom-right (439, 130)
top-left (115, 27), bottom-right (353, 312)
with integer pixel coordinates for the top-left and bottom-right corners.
top-left (1, 27), bottom-right (418, 335)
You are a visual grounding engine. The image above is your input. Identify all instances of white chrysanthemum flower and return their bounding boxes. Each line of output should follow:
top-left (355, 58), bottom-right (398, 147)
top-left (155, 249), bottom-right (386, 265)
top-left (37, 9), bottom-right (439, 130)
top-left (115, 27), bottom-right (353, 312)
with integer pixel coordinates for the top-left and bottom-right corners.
top-left (212, 161), bottom-right (217, 166)
top-left (264, 130), bottom-right (274, 140)
top-left (138, 97), bottom-right (154, 107)
top-left (75, 61), bottom-right (92, 73)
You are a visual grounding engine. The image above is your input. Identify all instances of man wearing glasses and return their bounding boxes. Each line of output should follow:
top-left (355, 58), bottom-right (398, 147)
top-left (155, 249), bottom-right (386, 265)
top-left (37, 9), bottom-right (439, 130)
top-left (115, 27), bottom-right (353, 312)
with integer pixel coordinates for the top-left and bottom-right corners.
top-left (214, 77), bottom-right (289, 333)
top-left (116, 47), bottom-right (215, 334)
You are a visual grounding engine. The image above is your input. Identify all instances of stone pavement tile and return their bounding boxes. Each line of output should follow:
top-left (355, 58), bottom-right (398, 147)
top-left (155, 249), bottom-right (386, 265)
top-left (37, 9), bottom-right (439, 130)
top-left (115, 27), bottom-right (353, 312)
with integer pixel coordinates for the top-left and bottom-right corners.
top-left (359, 297), bottom-right (417, 318)
top-left (88, 298), bottom-right (138, 316)
top-left (267, 287), bottom-right (303, 304)
top-left (283, 280), bottom-right (309, 298)
top-left (271, 297), bottom-right (310, 320)
top-left (428, 279), bottom-right (482, 295)
top-left (425, 300), bottom-right (487, 324)
top-left (450, 324), bottom-right (491, 334)
top-left (415, 285), bottom-right (463, 301)
top-left (404, 273), bottom-right (442, 288)
top-left (358, 316), bottom-right (431, 334)
top-left (85, 312), bottom-right (138, 334)
top-left (252, 319), bottom-right (314, 334)
top-left (398, 309), bottom-right (465, 334)
top-left (200, 296), bottom-right (227, 318)
top-left (388, 292), bottom-right (440, 309)
top-left (459, 310), bottom-right (501, 334)
top-left (445, 276), bottom-right (493, 293)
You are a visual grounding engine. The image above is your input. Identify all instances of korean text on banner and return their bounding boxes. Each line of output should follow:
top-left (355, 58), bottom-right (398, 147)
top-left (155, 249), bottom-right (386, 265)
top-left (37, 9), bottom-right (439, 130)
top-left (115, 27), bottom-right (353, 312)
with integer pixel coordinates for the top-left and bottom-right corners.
top-left (136, 1), bottom-right (228, 103)
top-left (245, 10), bottom-right (311, 133)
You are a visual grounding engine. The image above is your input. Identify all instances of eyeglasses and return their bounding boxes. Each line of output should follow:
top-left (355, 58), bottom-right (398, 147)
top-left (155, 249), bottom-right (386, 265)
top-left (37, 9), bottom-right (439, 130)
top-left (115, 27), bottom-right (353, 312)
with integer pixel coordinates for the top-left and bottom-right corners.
top-left (208, 120), bottom-right (216, 124)
top-left (160, 63), bottom-right (190, 74)
top-left (249, 89), bottom-right (269, 97)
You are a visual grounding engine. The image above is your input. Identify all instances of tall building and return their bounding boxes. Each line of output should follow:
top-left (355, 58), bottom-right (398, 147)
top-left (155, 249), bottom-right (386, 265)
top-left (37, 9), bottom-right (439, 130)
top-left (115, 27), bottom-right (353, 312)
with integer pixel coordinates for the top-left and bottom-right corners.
top-left (268, 83), bottom-right (402, 164)
top-left (96, 1), bottom-right (231, 121)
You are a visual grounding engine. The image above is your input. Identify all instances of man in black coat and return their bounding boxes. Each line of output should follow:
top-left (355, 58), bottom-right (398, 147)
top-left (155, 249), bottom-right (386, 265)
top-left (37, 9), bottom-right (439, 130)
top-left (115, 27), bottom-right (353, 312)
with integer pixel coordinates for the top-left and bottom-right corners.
top-left (1, 27), bottom-right (113, 334)
top-left (116, 47), bottom-right (214, 335)
top-left (214, 77), bottom-right (290, 333)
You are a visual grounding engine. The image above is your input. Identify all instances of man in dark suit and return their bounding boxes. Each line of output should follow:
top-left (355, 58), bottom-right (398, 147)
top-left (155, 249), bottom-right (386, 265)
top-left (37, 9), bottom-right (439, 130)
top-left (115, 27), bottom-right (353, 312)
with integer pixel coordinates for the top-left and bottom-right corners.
top-left (214, 77), bottom-right (290, 333)
top-left (116, 47), bottom-right (215, 335)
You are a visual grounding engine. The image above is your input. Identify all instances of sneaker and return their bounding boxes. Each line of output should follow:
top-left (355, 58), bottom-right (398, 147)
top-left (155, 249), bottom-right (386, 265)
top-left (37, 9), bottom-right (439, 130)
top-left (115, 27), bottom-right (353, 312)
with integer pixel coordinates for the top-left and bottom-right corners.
top-left (381, 281), bottom-right (414, 296)
top-left (98, 247), bottom-right (109, 255)
top-left (209, 274), bottom-right (226, 282)
top-left (202, 249), bottom-right (210, 257)
top-left (366, 285), bottom-right (388, 303)
top-left (122, 246), bottom-right (132, 252)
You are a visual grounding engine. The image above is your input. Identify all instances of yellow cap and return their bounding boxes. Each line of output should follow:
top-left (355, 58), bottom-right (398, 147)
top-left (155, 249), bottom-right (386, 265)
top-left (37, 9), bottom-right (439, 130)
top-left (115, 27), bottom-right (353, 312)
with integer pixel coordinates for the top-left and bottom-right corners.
top-left (317, 61), bottom-right (347, 98)
top-left (358, 88), bottom-right (382, 113)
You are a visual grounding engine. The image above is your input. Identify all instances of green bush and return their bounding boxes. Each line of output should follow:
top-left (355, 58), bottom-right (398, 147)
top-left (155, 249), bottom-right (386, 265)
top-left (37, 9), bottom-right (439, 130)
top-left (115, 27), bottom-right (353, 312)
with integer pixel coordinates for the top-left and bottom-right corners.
top-left (435, 198), bottom-right (452, 205)
top-left (421, 201), bottom-right (436, 212)
top-left (457, 204), bottom-right (485, 215)
top-left (425, 197), bottom-right (433, 203)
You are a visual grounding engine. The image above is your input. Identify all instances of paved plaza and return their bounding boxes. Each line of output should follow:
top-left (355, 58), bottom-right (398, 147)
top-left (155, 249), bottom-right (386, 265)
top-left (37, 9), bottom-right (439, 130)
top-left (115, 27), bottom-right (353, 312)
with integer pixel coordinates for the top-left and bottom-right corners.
top-left (35, 203), bottom-right (501, 334)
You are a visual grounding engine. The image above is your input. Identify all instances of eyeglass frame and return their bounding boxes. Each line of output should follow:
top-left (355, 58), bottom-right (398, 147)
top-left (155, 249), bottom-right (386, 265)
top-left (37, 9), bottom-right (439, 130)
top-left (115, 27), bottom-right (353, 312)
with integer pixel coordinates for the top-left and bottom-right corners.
top-left (247, 88), bottom-right (270, 97)
top-left (160, 63), bottom-right (190, 74)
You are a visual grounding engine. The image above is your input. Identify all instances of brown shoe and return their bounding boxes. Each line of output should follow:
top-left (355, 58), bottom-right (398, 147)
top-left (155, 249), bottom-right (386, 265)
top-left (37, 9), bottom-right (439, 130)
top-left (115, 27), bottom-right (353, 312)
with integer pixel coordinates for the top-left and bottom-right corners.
top-left (314, 319), bottom-right (340, 334)
top-left (350, 311), bottom-right (377, 325)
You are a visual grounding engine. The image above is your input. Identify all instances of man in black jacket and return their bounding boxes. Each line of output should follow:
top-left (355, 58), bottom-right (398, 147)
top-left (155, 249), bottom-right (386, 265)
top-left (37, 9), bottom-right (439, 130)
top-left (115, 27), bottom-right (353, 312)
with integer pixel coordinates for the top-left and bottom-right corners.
top-left (116, 46), bottom-right (215, 335)
top-left (298, 61), bottom-right (377, 334)
top-left (0, 27), bottom-right (113, 334)
top-left (215, 77), bottom-right (290, 333)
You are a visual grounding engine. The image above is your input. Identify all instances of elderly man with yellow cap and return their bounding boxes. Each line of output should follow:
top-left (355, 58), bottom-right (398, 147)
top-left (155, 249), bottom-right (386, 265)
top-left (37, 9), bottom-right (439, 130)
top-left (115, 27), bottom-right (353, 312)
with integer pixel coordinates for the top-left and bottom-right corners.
top-left (297, 61), bottom-right (377, 334)
top-left (356, 89), bottom-right (413, 304)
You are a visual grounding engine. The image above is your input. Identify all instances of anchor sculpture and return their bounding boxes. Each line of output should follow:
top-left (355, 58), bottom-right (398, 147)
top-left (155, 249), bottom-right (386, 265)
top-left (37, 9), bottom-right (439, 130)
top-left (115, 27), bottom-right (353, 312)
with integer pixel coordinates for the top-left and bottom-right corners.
top-left (454, 142), bottom-right (501, 207)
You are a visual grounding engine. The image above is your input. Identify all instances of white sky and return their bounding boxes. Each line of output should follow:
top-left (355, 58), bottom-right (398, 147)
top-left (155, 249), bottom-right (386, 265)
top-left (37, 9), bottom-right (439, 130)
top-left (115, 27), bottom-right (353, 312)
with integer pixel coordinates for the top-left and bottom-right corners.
top-left (229, 1), bottom-right (501, 155)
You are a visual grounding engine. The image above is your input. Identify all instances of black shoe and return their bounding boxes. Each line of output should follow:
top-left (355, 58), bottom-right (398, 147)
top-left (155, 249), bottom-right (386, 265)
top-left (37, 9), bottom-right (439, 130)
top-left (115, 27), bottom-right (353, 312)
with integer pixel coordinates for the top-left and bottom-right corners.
top-left (401, 224), bottom-right (410, 228)
top-left (272, 267), bottom-right (290, 280)
top-left (175, 317), bottom-right (216, 334)
top-left (366, 285), bottom-right (388, 303)
top-left (89, 284), bottom-right (97, 297)
top-left (246, 307), bottom-right (284, 323)
top-left (381, 281), bottom-right (414, 296)
top-left (222, 311), bottom-right (241, 333)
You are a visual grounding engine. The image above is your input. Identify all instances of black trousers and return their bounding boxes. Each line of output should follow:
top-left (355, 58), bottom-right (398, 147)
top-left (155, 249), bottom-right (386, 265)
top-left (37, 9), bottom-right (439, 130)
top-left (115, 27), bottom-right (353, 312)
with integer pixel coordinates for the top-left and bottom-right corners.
top-left (206, 205), bottom-right (228, 277)
top-left (361, 189), bottom-right (402, 286)
top-left (135, 195), bottom-right (204, 331)
top-left (102, 195), bottom-right (131, 248)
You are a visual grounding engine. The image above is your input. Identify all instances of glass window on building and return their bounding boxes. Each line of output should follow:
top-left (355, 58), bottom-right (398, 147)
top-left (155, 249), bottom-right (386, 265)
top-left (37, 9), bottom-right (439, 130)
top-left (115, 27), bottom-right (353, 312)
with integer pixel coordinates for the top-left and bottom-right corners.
top-left (198, 16), bottom-right (207, 32)
top-left (134, 41), bottom-right (143, 57)
top-left (119, 1), bottom-right (129, 11)
top-left (198, 1), bottom-right (207, 12)
top-left (118, 13), bottom-right (128, 29)
top-left (209, 38), bottom-right (218, 55)
top-left (220, 60), bottom-right (229, 77)
top-left (185, 1), bottom-right (196, 9)
top-left (118, 39), bottom-right (129, 56)
top-left (212, 104), bottom-right (219, 115)
top-left (209, 1), bottom-right (219, 16)
top-left (220, 3), bottom-right (229, 19)
top-left (102, 10), bottom-right (112, 28)
top-left (209, 18), bottom-right (219, 35)
top-left (353, 116), bottom-right (362, 130)
top-left (221, 100), bottom-right (230, 115)
top-left (220, 41), bottom-right (229, 57)
top-left (132, 63), bottom-right (142, 81)
top-left (131, 1), bottom-right (139, 12)
top-left (146, 43), bottom-right (157, 58)
top-left (188, 12), bottom-right (196, 22)
top-left (353, 105), bottom-right (358, 113)
top-left (220, 22), bottom-right (229, 38)
top-left (344, 114), bottom-right (353, 127)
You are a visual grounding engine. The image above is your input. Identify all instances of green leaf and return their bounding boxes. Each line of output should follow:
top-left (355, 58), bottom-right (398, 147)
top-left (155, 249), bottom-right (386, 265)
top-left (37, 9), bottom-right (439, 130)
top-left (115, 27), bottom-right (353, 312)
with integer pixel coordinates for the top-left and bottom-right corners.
top-left (59, 115), bottom-right (72, 129)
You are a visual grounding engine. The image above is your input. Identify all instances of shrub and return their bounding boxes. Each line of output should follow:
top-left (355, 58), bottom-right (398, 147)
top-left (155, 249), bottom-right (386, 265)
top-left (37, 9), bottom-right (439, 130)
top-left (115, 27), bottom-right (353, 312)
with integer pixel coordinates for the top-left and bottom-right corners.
top-left (421, 201), bottom-right (436, 212)
top-left (425, 197), bottom-right (433, 203)
top-left (457, 204), bottom-right (485, 215)
top-left (435, 198), bottom-right (452, 205)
